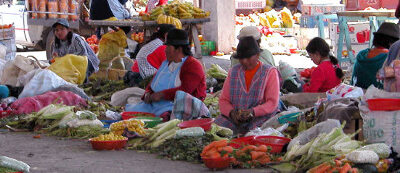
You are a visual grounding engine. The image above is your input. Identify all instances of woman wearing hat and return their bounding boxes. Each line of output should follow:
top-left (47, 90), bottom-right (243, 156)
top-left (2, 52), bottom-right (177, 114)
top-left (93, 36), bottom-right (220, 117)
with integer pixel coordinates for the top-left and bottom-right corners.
top-left (125, 29), bottom-right (206, 118)
top-left (216, 36), bottom-right (280, 135)
top-left (131, 24), bottom-right (176, 80)
top-left (51, 19), bottom-right (100, 81)
top-left (303, 37), bottom-right (343, 92)
top-left (231, 26), bottom-right (275, 67)
top-left (352, 22), bottom-right (400, 89)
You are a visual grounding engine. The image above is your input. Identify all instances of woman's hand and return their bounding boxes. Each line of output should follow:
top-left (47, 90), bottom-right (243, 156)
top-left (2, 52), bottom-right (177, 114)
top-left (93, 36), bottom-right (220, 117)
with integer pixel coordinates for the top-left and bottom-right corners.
top-left (150, 92), bottom-right (164, 102)
top-left (239, 109), bottom-right (254, 122)
top-left (229, 109), bottom-right (241, 125)
top-left (144, 93), bottom-right (152, 104)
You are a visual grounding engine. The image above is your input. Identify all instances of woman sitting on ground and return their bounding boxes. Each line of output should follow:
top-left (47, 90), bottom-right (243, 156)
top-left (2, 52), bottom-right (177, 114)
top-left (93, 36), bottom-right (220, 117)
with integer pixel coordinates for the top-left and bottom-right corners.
top-left (352, 22), bottom-right (399, 89)
top-left (303, 37), bottom-right (343, 92)
top-left (51, 19), bottom-right (100, 81)
top-left (215, 36), bottom-right (280, 135)
top-left (125, 29), bottom-right (206, 118)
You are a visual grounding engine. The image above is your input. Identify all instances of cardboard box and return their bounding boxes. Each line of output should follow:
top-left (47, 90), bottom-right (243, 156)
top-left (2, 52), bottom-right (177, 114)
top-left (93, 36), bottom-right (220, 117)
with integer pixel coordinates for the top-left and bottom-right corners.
top-left (332, 43), bottom-right (369, 70)
top-left (302, 4), bottom-right (346, 16)
top-left (329, 22), bottom-right (370, 44)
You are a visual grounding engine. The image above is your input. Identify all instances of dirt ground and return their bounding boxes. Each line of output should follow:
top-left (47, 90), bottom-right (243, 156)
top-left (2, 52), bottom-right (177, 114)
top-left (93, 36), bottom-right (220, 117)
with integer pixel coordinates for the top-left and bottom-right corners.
top-left (0, 131), bottom-right (275, 173)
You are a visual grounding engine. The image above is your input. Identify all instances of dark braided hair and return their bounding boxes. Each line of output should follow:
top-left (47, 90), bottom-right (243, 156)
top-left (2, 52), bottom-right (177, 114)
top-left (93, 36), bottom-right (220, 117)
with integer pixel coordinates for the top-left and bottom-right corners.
top-left (306, 37), bottom-right (344, 79)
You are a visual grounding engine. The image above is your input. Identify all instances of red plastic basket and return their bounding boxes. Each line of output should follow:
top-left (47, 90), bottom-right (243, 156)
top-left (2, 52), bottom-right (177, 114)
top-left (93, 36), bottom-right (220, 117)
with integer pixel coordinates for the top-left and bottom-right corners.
top-left (89, 139), bottom-right (128, 150)
top-left (177, 118), bottom-right (214, 131)
top-left (202, 157), bottom-right (231, 169)
top-left (253, 136), bottom-right (291, 153)
top-left (367, 99), bottom-right (400, 111)
top-left (121, 112), bottom-right (155, 120)
top-left (228, 136), bottom-right (256, 149)
top-left (0, 110), bottom-right (13, 119)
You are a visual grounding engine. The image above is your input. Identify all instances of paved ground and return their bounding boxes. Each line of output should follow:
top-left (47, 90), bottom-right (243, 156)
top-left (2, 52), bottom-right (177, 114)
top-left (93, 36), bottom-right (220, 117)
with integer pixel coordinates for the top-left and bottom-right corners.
top-left (0, 131), bottom-right (275, 173)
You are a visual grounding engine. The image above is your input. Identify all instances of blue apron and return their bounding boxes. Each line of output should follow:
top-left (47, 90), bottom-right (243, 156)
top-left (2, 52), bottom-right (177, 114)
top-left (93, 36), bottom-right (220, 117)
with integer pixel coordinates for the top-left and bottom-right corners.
top-left (125, 57), bottom-right (187, 116)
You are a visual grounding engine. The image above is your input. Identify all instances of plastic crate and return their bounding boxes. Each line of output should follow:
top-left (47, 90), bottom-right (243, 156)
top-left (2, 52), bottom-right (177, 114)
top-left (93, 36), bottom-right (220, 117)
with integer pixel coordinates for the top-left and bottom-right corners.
top-left (200, 41), bottom-right (216, 56)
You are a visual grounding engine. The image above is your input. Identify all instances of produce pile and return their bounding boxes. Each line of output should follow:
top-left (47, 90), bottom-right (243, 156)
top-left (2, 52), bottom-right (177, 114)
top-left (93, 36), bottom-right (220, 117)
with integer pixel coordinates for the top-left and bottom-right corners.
top-left (235, 8), bottom-right (300, 28)
top-left (91, 132), bottom-right (127, 141)
top-left (86, 35), bottom-right (99, 54)
top-left (79, 79), bottom-right (129, 102)
top-left (130, 32), bottom-right (144, 44)
top-left (143, 0), bottom-right (210, 21)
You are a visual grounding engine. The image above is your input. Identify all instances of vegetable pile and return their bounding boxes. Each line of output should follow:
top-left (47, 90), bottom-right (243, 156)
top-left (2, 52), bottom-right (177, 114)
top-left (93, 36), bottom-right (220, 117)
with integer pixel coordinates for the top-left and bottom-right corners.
top-left (110, 119), bottom-right (146, 136)
top-left (79, 79), bottom-right (129, 102)
top-left (206, 64), bottom-right (228, 80)
top-left (91, 133), bottom-right (127, 141)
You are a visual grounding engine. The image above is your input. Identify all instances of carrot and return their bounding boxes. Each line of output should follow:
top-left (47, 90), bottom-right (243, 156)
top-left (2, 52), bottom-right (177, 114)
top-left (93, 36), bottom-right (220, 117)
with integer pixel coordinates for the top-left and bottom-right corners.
top-left (213, 140), bottom-right (228, 148)
top-left (309, 163), bottom-right (331, 173)
top-left (250, 151), bottom-right (265, 160)
top-left (351, 168), bottom-right (358, 173)
top-left (340, 163), bottom-right (352, 173)
top-left (221, 146), bottom-right (234, 153)
top-left (241, 145), bottom-right (257, 152)
top-left (207, 152), bottom-right (221, 159)
top-left (256, 145), bottom-right (268, 152)
top-left (335, 159), bottom-right (342, 167)
top-left (257, 155), bottom-right (271, 164)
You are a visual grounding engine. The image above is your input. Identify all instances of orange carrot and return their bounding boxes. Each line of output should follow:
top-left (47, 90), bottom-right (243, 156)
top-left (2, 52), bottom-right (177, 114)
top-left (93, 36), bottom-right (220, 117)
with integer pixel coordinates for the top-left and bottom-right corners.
top-left (207, 152), bottom-right (221, 159)
top-left (309, 163), bottom-right (331, 173)
top-left (241, 145), bottom-right (257, 151)
top-left (250, 151), bottom-right (265, 160)
top-left (351, 168), bottom-right (358, 173)
top-left (213, 140), bottom-right (228, 148)
top-left (340, 163), bottom-right (352, 173)
top-left (256, 145), bottom-right (268, 152)
top-left (257, 155), bottom-right (271, 164)
top-left (221, 146), bottom-right (234, 153)
top-left (335, 159), bottom-right (342, 167)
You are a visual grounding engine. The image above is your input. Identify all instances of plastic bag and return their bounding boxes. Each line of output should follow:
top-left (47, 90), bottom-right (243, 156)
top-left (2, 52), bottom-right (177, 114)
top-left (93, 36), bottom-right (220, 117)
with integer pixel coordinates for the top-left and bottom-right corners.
top-left (363, 85), bottom-right (400, 101)
top-left (0, 156), bottom-right (30, 173)
top-left (326, 83), bottom-right (364, 101)
top-left (47, 54), bottom-right (88, 85)
top-left (1, 61), bottom-right (19, 86)
top-left (11, 91), bottom-right (87, 115)
top-left (0, 44), bottom-right (7, 59)
top-left (106, 110), bottom-right (121, 120)
top-left (97, 30), bottom-right (127, 69)
top-left (287, 119), bottom-right (341, 150)
top-left (76, 111), bottom-right (97, 120)
top-left (110, 87), bottom-right (145, 106)
top-left (66, 119), bottom-right (103, 128)
top-left (245, 127), bottom-right (284, 137)
top-left (1, 97), bottom-right (17, 105)
top-left (279, 61), bottom-right (296, 81)
top-left (175, 127), bottom-right (205, 138)
top-left (18, 69), bottom-right (69, 99)
top-left (50, 84), bottom-right (90, 100)
top-left (0, 58), bottom-right (6, 79)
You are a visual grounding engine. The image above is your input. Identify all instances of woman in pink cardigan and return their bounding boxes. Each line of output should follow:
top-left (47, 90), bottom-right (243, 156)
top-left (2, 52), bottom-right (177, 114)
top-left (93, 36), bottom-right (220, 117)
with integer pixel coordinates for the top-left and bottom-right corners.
top-left (215, 37), bottom-right (280, 135)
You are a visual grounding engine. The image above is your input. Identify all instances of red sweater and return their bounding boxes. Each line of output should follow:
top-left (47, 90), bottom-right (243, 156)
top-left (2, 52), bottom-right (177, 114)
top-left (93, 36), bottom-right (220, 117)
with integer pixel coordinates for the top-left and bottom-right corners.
top-left (303, 61), bottom-right (341, 93)
top-left (131, 45), bottom-right (166, 73)
top-left (144, 56), bottom-right (207, 101)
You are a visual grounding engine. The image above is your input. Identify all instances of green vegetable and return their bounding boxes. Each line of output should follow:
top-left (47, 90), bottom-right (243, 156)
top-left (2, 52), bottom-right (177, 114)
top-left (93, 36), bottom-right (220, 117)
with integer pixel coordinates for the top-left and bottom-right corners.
top-left (0, 166), bottom-right (18, 173)
top-left (150, 119), bottom-right (181, 141)
top-left (76, 111), bottom-right (97, 120)
top-left (206, 64), bottom-right (228, 80)
top-left (270, 163), bottom-right (297, 173)
top-left (155, 134), bottom-right (214, 162)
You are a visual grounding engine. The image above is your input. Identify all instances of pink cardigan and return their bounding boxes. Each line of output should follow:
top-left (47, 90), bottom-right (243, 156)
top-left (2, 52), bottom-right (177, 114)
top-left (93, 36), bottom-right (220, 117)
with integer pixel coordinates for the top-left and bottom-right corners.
top-left (219, 68), bottom-right (280, 117)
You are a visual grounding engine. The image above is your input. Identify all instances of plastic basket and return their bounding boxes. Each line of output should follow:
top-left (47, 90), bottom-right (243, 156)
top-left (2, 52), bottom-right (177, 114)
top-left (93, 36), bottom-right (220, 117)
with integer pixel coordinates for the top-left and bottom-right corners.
top-left (121, 112), bottom-right (156, 120)
top-left (131, 117), bottom-right (163, 128)
top-left (228, 136), bottom-right (256, 149)
top-left (253, 136), bottom-right (291, 153)
top-left (278, 112), bottom-right (302, 124)
top-left (200, 41), bottom-right (216, 56)
top-left (367, 99), bottom-right (400, 111)
top-left (177, 118), bottom-right (214, 131)
top-left (89, 138), bottom-right (128, 150)
top-left (202, 157), bottom-right (231, 169)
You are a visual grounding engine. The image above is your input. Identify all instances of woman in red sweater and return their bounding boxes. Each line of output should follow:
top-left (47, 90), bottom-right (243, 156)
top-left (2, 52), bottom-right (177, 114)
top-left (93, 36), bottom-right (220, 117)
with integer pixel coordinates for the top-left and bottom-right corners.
top-left (303, 37), bottom-right (343, 92)
top-left (125, 29), bottom-right (206, 117)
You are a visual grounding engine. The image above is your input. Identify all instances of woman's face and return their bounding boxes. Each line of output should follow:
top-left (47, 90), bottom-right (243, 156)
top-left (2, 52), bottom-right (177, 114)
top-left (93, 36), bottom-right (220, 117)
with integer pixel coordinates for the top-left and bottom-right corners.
top-left (308, 52), bottom-right (322, 65)
top-left (54, 25), bottom-right (69, 41)
top-left (239, 54), bottom-right (259, 70)
top-left (165, 45), bottom-right (180, 62)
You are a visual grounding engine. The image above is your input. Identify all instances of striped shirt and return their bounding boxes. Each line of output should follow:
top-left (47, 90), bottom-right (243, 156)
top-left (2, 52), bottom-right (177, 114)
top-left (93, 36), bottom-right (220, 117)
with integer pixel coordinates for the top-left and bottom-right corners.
top-left (137, 38), bottom-right (164, 78)
top-left (52, 33), bottom-right (100, 72)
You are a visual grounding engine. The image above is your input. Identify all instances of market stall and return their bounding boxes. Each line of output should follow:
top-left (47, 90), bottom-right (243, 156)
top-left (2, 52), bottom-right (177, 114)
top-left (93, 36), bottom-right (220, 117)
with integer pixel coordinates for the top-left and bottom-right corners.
top-left (88, 17), bottom-right (210, 59)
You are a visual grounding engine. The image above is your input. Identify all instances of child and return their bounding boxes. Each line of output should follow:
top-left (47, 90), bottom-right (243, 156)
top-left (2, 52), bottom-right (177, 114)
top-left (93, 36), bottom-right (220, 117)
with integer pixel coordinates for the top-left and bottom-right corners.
top-left (303, 37), bottom-right (343, 92)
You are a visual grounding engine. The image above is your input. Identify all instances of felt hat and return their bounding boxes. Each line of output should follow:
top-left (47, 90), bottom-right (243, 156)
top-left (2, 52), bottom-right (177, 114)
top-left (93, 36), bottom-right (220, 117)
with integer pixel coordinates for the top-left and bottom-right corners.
top-left (235, 36), bottom-right (261, 59)
top-left (237, 26), bottom-right (261, 40)
top-left (52, 18), bottom-right (70, 28)
top-left (165, 29), bottom-right (190, 46)
top-left (374, 22), bottom-right (400, 39)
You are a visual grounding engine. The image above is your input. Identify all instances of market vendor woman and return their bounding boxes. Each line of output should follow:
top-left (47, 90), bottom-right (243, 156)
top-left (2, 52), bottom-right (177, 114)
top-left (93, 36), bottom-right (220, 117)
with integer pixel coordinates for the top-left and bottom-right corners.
top-left (125, 29), bottom-right (206, 117)
top-left (215, 36), bottom-right (280, 135)
top-left (51, 19), bottom-right (100, 80)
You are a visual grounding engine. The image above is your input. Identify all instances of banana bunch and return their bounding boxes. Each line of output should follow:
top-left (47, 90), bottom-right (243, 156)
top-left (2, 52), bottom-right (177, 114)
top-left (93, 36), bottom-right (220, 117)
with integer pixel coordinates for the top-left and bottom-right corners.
top-left (156, 14), bottom-right (182, 29)
top-left (110, 119), bottom-right (146, 136)
top-left (150, 6), bottom-right (165, 20)
top-left (177, 4), bottom-right (193, 19)
top-left (280, 7), bottom-right (294, 28)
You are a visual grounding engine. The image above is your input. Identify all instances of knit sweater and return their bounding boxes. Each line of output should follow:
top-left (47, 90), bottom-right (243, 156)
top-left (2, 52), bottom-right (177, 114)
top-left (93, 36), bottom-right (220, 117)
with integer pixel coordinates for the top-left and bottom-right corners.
top-left (144, 56), bottom-right (207, 101)
top-left (303, 61), bottom-right (341, 93)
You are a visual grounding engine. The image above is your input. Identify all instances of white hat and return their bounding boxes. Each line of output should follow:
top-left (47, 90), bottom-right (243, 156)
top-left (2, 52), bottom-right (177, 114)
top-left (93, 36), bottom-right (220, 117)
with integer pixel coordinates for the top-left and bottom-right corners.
top-left (237, 26), bottom-right (262, 40)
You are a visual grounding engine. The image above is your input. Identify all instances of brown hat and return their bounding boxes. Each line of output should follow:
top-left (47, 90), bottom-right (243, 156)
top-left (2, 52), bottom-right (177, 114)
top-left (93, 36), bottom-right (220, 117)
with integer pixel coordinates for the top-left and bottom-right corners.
top-left (235, 36), bottom-right (261, 59)
top-left (374, 22), bottom-right (400, 39)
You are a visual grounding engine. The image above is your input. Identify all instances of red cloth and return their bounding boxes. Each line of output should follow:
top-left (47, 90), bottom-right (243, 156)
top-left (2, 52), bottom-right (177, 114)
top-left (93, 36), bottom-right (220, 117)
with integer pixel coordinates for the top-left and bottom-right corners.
top-left (158, 0), bottom-right (168, 6)
top-left (147, 45), bottom-right (166, 69)
top-left (131, 60), bottom-right (140, 73)
top-left (144, 56), bottom-right (207, 101)
top-left (303, 61), bottom-right (341, 93)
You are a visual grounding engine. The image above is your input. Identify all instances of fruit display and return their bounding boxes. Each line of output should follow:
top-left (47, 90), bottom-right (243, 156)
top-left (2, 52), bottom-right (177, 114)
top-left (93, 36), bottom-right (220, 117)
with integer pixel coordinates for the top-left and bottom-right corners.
top-left (156, 14), bottom-right (182, 29)
top-left (110, 119), bottom-right (146, 136)
top-left (91, 132), bottom-right (127, 141)
top-left (148, 1), bottom-right (210, 21)
top-left (131, 32), bottom-right (144, 43)
top-left (235, 8), bottom-right (299, 28)
top-left (0, 24), bottom-right (13, 29)
top-left (86, 35), bottom-right (99, 54)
